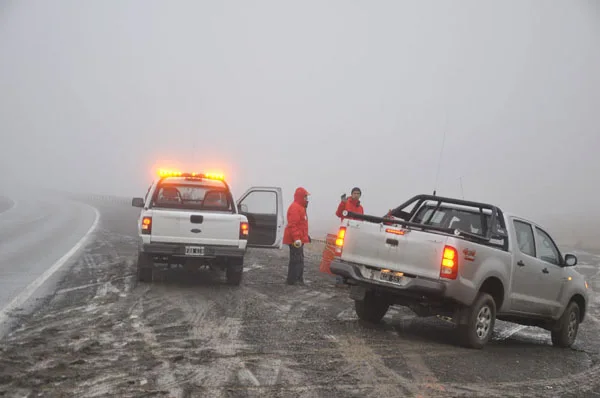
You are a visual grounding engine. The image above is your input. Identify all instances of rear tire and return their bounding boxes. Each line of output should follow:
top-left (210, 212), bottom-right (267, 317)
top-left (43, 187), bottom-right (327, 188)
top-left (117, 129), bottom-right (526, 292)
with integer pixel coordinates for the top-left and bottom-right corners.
top-left (226, 257), bottom-right (244, 286)
top-left (355, 291), bottom-right (390, 323)
top-left (458, 292), bottom-right (496, 349)
top-left (226, 266), bottom-right (243, 286)
top-left (551, 301), bottom-right (580, 348)
top-left (137, 252), bottom-right (153, 282)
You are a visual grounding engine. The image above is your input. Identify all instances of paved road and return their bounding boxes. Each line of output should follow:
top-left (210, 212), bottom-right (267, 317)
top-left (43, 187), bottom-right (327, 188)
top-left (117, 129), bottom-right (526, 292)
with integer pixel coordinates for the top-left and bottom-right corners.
top-left (0, 193), bottom-right (98, 337)
top-left (0, 196), bottom-right (599, 397)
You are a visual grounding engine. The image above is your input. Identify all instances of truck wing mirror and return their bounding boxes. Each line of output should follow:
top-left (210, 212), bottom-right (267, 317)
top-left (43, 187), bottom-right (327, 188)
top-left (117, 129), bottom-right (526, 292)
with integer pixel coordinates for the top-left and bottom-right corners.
top-left (564, 254), bottom-right (578, 267)
top-left (132, 197), bottom-right (145, 208)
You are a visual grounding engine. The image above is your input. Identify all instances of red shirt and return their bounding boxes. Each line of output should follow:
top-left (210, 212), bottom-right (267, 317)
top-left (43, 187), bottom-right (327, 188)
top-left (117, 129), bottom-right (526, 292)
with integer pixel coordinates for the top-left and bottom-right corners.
top-left (336, 198), bottom-right (364, 221)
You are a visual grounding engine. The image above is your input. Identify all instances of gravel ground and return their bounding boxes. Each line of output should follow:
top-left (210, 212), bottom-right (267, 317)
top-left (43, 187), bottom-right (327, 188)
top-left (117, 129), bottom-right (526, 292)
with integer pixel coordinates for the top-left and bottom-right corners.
top-left (1, 199), bottom-right (600, 398)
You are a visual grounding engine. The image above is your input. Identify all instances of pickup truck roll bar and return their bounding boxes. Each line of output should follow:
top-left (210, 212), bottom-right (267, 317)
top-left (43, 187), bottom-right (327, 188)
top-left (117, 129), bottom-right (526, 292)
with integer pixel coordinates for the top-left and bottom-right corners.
top-left (342, 194), bottom-right (508, 246)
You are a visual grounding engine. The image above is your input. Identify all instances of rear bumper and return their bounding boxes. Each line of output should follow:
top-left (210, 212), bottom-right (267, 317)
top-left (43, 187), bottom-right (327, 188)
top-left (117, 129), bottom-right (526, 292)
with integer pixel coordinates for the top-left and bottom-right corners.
top-left (330, 259), bottom-right (447, 299)
top-left (142, 242), bottom-right (245, 258)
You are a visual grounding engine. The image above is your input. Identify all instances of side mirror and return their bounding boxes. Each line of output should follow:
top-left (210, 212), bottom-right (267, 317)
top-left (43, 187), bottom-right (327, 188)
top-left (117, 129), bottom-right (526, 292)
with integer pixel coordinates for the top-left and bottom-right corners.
top-left (132, 197), bottom-right (145, 208)
top-left (564, 254), bottom-right (578, 267)
top-left (238, 203), bottom-right (249, 213)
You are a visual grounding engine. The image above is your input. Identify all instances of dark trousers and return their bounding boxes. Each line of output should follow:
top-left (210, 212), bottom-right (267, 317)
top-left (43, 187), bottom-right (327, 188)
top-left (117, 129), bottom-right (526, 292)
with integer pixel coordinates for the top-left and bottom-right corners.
top-left (287, 244), bottom-right (305, 284)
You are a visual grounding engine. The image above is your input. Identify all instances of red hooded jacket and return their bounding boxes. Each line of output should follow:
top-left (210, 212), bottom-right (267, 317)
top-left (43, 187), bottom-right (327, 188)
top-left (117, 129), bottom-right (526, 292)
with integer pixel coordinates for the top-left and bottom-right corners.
top-left (283, 187), bottom-right (310, 245)
top-left (336, 197), bottom-right (364, 221)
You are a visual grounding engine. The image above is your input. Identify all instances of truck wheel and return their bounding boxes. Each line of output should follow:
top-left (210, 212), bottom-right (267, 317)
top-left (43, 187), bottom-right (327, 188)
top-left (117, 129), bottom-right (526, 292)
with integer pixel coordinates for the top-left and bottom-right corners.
top-left (137, 252), bottom-right (153, 282)
top-left (551, 301), bottom-right (580, 348)
top-left (355, 291), bottom-right (390, 323)
top-left (225, 258), bottom-right (244, 286)
top-left (458, 292), bottom-right (496, 349)
top-left (226, 266), bottom-right (243, 286)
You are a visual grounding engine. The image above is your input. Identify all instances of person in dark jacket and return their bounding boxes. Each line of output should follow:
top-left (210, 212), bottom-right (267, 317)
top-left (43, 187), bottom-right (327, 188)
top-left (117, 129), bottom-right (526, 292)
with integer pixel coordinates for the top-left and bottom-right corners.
top-left (283, 187), bottom-right (311, 285)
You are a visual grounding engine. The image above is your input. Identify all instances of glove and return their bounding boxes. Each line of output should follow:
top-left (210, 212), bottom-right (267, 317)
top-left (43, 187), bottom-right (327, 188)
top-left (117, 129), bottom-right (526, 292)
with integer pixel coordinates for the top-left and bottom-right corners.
top-left (293, 240), bottom-right (302, 248)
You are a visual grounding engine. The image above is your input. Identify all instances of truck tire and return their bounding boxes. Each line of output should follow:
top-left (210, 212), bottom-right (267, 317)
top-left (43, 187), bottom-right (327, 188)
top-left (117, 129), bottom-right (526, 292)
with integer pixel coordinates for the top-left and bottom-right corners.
top-left (458, 292), bottom-right (496, 349)
top-left (137, 252), bottom-right (153, 282)
top-left (551, 301), bottom-right (580, 348)
top-left (226, 266), bottom-right (243, 286)
top-left (355, 291), bottom-right (390, 323)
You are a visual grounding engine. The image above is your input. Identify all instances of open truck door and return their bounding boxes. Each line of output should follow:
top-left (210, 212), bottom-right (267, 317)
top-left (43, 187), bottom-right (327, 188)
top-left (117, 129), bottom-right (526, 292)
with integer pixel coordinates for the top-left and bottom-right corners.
top-left (237, 187), bottom-right (284, 248)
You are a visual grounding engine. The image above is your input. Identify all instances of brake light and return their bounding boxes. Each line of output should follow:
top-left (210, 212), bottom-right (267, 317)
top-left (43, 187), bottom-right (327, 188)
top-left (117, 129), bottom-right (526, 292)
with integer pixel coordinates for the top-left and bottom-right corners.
top-left (385, 228), bottom-right (405, 235)
top-left (440, 245), bottom-right (458, 279)
top-left (335, 226), bottom-right (346, 256)
top-left (240, 221), bottom-right (249, 239)
top-left (141, 216), bottom-right (152, 235)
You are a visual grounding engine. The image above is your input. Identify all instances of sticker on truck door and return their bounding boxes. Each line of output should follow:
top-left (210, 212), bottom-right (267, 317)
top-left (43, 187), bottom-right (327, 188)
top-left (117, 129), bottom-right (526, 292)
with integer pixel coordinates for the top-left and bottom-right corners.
top-left (463, 248), bottom-right (476, 261)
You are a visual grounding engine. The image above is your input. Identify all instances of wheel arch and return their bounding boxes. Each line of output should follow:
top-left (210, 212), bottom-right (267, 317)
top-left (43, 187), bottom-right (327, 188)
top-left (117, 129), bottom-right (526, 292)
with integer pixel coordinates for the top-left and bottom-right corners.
top-left (478, 276), bottom-right (505, 311)
top-left (570, 294), bottom-right (586, 322)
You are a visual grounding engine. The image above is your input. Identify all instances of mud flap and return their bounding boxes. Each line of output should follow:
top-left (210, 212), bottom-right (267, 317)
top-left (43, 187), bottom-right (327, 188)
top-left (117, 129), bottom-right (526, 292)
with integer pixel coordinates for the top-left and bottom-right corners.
top-left (454, 306), bottom-right (470, 326)
top-left (349, 285), bottom-right (367, 301)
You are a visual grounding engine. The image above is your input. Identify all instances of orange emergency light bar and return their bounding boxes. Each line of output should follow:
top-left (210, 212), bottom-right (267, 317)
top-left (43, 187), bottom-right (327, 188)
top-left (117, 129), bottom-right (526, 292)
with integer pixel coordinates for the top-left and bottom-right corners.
top-left (157, 169), bottom-right (225, 180)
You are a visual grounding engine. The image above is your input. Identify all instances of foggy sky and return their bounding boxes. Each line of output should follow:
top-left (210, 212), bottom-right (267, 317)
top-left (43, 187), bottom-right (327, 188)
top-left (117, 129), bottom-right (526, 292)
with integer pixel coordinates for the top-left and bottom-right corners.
top-left (1, 1), bottom-right (599, 236)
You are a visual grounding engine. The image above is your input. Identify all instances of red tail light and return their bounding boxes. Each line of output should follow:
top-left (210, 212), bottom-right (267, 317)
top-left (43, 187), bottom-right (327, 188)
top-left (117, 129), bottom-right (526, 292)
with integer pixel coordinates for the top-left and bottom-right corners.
top-left (240, 221), bottom-right (249, 239)
top-left (440, 245), bottom-right (458, 279)
top-left (141, 216), bottom-right (152, 235)
top-left (334, 226), bottom-right (346, 256)
top-left (385, 228), bottom-right (405, 235)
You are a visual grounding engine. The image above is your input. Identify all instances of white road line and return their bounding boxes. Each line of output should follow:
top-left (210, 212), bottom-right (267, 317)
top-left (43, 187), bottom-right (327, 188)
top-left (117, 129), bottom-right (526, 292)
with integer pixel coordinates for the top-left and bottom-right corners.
top-left (0, 206), bottom-right (100, 329)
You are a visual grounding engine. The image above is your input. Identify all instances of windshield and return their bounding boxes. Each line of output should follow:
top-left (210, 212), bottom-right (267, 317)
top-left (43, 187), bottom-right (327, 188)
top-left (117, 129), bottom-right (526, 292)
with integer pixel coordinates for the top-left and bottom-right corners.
top-left (150, 182), bottom-right (233, 212)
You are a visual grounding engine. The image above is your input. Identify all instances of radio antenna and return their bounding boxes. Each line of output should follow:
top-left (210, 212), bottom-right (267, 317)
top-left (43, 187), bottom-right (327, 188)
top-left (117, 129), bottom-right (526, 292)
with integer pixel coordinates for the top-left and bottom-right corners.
top-left (433, 114), bottom-right (447, 196)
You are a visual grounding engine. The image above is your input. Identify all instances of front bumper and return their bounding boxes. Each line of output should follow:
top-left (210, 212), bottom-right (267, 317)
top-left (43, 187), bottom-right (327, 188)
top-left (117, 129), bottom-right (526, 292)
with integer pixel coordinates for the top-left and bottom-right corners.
top-left (142, 242), bottom-right (245, 259)
top-left (330, 259), bottom-right (447, 299)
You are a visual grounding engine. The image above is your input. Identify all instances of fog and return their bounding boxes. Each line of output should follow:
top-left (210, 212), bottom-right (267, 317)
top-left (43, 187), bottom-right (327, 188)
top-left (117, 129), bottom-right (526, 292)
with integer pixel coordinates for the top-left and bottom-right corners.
top-left (1, 1), bottom-right (599, 241)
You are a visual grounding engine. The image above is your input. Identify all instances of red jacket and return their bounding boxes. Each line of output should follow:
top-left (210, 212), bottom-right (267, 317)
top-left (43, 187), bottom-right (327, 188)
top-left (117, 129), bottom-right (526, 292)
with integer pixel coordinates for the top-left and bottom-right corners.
top-left (336, 197), bottom-right (364, 221)
top-left (283, 187), bottom-right (310, 245)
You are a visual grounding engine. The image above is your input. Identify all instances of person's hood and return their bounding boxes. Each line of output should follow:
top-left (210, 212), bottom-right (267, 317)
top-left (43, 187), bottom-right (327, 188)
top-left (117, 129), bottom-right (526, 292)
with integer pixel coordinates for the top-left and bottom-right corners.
top-left (293, 187), bottom-right (310, 206)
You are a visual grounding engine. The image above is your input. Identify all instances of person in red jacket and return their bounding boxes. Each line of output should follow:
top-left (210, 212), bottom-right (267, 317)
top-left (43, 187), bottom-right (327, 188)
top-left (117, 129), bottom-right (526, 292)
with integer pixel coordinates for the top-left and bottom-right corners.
top-left (334, 187), bottom-right (364, 286)
top-left (283, 187), bottom-right (311, 285)
top-left (336, 187), bottom-right (364, 221)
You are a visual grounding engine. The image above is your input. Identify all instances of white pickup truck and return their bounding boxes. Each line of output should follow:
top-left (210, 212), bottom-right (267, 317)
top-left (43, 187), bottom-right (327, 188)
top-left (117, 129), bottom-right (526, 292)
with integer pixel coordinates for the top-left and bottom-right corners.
top-left (330, 194), bottom-right (589, 349)
top-left (131, 171), bottom-right (284, 285)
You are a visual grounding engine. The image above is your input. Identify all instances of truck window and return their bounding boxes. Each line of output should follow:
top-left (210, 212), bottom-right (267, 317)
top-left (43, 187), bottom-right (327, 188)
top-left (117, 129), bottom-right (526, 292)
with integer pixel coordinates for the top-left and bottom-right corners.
top-left (151, 182), bottom-right (233, 212)
top-left (239, 191), bottom-right (277, 214)
top-left (413, 207), bottom-right (447, 225)
top-left (513, 220), bottom-right (536, 257)
top-left (414, 206), bottom-right (488, 235)
top-left (535, 227), bottom-right (561, 266)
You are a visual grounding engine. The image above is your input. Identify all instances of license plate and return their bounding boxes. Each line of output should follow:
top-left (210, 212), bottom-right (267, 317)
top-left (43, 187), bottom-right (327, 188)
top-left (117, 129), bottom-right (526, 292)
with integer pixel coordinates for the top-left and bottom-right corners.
top-left (378, 269), bottom-right (404, 284)
top-left (185, 246), bottom-right (205, 256)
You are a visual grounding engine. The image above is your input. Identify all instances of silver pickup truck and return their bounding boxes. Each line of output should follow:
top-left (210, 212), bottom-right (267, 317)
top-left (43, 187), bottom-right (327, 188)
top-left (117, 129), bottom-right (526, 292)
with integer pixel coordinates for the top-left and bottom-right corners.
top-left (330, 194), bottom-right (589, 349)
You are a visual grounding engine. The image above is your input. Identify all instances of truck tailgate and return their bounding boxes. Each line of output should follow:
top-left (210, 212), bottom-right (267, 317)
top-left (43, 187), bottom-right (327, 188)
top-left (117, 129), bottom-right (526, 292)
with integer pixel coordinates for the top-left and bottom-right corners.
top-left (341, 221), bottom-right (448, 280)
top-left (151, 210), bottom-right (242, 246)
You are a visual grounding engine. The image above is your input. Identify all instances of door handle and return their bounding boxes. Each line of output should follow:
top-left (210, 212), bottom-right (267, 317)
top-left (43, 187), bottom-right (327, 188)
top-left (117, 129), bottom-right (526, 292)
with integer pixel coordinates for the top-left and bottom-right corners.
top-left (517, 260), bottom-right (525, 267)
top-left (542, 268), bottom-right (549, 274)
